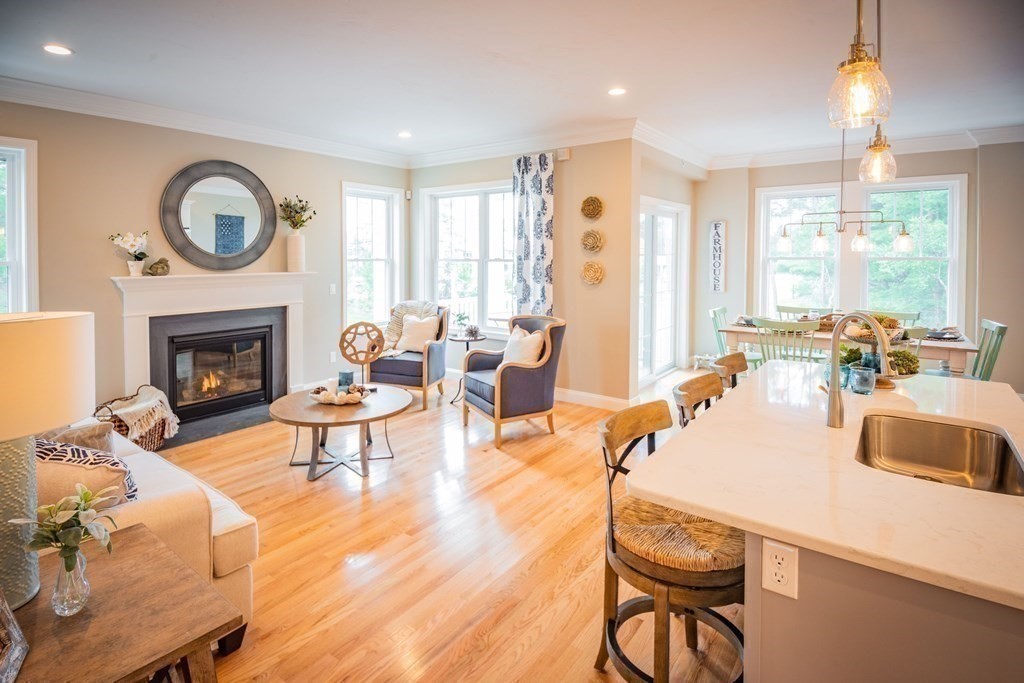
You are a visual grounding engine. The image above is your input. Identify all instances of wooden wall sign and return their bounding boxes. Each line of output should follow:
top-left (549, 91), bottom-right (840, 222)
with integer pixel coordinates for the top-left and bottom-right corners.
top-left (709, 220), bottom-right (726, 293)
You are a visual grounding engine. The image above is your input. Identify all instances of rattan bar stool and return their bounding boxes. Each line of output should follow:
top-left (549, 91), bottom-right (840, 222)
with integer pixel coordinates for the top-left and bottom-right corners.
top-left (595, 400), bottom-right (744, 683)
top-left (711, 352), bottom-right (749, 389)
top-left (672, 372), bottom-right (724, 428)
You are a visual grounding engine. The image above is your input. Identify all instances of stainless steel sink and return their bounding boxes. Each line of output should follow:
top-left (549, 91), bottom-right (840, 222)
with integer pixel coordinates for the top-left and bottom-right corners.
top-left (856, 415), bottom-right (1024, 496)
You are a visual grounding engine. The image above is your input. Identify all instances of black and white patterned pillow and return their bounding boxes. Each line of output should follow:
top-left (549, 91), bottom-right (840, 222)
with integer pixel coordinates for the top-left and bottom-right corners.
top-left (34, 438), bottom-right (138, 503)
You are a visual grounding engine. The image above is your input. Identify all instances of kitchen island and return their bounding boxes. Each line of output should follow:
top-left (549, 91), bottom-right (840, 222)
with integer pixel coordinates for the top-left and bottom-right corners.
top-left (627, 360), bottom-right (1024, 682)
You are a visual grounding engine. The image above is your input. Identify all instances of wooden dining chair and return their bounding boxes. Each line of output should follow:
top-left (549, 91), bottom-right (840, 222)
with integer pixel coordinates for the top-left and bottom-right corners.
top-left (672, 372), bottom-right (724, 428)
top-left (710, 306), bottom-right (763, 370)
top-left (753, 317), bottom-right (821, 362)
top-left (711, 352), bottom-right (748, 389)
top-left (856, 308), bottom-right (920, 327)
top-left (777, 304), bottom-right (832, 320)
top-left (595, 401), bottom-right (744, 683)
top-left (926, 319), bottom-right (1008, 381)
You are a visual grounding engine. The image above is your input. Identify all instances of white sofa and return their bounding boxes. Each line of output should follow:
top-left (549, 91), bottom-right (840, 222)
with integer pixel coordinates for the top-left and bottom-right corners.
top-left (104, 430), bottom-right (258, 651)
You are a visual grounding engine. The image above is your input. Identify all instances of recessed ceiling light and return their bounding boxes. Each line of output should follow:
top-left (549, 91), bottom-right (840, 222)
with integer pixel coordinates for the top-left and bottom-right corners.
top-left (608, 87), bottom-right (627, 96)
top-left (43, 44), bottom-right (74, 56)
top-left (398, 131), bottom-right (412, 139)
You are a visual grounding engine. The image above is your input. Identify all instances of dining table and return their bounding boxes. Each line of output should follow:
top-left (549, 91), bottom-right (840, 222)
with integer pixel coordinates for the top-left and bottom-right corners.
top-left (719, 322), bottom-right (979, 375)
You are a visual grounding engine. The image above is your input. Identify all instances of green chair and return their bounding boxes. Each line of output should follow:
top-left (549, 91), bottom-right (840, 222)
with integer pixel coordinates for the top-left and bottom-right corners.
top-left (753, 317), bottom-right (821, 362)
top-left (710, 306), bottom-right (763, 370)
top-left (925, 319), bottom-right (1007, 381)
top-left (777, 305), bottom-right (833, 320)
top-left (856, 309), bottom-right (920, 327)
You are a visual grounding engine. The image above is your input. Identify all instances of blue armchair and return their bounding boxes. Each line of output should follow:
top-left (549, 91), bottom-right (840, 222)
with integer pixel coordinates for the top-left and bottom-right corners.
top-left (369, 305), bottom-right (449, 410)
top-left (462, 315), bottom-right (566, 448)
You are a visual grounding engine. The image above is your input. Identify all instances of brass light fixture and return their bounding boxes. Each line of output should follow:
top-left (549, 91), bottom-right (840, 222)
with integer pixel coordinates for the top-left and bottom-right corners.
top-left (859, 124), bottom-right (897, 183)
top-left (827, 0), bottom-right (892, 129)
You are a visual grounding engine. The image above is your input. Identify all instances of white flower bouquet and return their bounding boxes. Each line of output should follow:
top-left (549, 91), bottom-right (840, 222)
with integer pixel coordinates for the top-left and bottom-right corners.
top-left (10, 483), bottom-right (118, 571)
top-left (109, 230), bottom-right (149, 261)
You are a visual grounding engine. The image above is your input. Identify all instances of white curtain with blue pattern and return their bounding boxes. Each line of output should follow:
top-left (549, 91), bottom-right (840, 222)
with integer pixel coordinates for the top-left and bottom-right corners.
top-left (513, 153), bottom-right (555, 316)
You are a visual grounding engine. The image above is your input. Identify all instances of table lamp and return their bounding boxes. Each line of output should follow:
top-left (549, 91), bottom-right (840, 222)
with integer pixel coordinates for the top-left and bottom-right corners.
top-left (0, 312), bottom-right (95, 608)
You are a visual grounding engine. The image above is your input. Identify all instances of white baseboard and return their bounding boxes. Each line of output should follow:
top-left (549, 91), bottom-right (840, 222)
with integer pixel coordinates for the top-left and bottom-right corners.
top-left (554, 387), bottom-right (629, 410)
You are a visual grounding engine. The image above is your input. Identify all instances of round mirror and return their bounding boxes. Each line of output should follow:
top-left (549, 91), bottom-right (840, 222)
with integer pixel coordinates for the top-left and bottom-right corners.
top-left (161, 161), bottom-right (276, 270)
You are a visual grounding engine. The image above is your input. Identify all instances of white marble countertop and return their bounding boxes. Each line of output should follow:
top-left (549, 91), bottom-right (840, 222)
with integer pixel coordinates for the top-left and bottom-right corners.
top-left (626, 360), bottom-right (1024, 610)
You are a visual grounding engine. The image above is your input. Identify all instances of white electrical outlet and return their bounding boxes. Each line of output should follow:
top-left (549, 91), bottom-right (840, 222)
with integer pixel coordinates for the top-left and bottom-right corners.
top-left (330, 351), bottom-right (337, 363)
top-left (329, 283), bottom-right (337, 295)
top-left (762, 538), bottom-right (799, 599)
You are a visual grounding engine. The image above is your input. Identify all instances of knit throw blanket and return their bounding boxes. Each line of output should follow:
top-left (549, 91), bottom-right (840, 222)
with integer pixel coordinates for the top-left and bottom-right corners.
top-left (379, 300), bottom-right (439, 357)
top-left (106, 385), bottom-right (180, 441)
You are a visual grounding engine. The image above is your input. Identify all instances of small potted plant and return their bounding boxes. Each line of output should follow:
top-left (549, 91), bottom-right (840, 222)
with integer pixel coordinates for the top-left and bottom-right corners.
top-left (109, 231), bottom-right (149, 277)
top-left (454, 312), bottom-right (469, 334)
top-left (278, 195), bottom-right (316, 272)
top-left (10, 484), bottom-right (118, 616)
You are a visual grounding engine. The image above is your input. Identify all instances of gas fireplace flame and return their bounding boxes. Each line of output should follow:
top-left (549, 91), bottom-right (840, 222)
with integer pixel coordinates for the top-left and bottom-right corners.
top-left (201, 371), bottom-right (221, 393)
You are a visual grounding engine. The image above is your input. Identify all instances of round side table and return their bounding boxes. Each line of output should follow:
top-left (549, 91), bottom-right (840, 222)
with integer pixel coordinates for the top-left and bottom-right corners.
top-left (449, 334), bottom-right (488, 405)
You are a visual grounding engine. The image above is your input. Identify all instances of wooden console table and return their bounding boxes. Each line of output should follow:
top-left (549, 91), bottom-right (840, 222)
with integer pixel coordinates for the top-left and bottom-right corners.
top-left (15, 523), bottom-right (242, 682)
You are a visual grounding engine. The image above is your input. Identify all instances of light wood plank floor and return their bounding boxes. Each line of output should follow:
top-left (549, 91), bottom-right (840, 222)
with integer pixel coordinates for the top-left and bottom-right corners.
top-left (164, 378), bottom-right (742, 682)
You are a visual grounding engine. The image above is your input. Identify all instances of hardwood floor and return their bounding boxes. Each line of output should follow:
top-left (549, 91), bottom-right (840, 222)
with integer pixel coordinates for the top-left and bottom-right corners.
top-left (163, 378), bottom-right (742, 682)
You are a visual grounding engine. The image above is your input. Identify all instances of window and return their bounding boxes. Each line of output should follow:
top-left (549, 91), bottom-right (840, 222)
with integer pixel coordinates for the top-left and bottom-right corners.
top-left (755, 176), bottom-right (966, 328)
top-left (343, 185), bottom-right (402, 325)
top-left (638, 211), bottom-right (678, 379)
top-left (863, 184), bottom-right (959, 328)
top-left (429, 184), bottom-right (515, 332)
top-left (0, 139), bottom-right (36, 313)
top-left (761, 190), bottom-right (839, 314)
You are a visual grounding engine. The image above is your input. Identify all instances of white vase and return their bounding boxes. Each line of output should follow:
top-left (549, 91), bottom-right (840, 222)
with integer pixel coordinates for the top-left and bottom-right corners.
top-left (287, 231), bottom-right (306, 272)
top-left (127, 260), bottom-right (145, 277)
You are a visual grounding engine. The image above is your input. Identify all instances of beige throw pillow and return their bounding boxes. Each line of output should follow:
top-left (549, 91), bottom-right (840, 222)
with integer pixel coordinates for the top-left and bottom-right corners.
top-left (37, 422), bottom-right (116, 452)
top-left (504, 326), bottom-right (545, 364)
top-left (396, 315), bottom-right (439, 352)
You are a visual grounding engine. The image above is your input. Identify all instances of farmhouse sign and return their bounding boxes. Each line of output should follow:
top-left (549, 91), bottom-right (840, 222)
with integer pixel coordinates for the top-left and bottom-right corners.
top-left (710, 220), bottom-right (726, 293)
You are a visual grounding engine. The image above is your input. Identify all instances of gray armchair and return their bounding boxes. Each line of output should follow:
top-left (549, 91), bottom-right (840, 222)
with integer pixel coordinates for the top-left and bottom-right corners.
top-left (369, 305), bottom-right (449, 410)
top-left (462, 315), bottom-right (566, 448)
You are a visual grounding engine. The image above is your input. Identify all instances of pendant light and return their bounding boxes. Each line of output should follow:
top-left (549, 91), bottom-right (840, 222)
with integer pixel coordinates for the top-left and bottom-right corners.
top-left (850, 226), bottom-right (870, 251)
top-left (828, 0), bottom-right (891, 129)
top-left (859, 125), bottom-right (897, 183)
top-left (893, 225), bottom-right (914, 253)
top-left (811, 226), bottom-right (830, 254)
top-left (776, 226), bottom-right (793, 254)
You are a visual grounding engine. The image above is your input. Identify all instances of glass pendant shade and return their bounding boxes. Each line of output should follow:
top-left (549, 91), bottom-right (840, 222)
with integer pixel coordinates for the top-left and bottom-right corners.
top-left (850, 228), bottom-right (870, 252)
top-left (812, 228), bottom-right (830, 254)
top-left (860, 126), bottom-right (897, 183)
top-left (776, 229), bottom-right (793, 254)
top-left (828, 60), bottom-right (892, 129)
top-left (893, 228), bottom-right (913, 253)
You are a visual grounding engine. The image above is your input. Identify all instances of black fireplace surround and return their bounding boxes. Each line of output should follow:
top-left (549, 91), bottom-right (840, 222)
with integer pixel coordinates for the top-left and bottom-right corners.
top-left (150, 308), bottom-right (287, 423)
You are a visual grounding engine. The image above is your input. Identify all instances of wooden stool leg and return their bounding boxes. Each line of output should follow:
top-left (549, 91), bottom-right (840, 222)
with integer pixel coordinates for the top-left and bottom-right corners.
top-left (653, 583), bottom-right (670, 683)
top-left (685, 614), bottom-right (698, 650)
top-left (594, 557), bottom-right (618, 670)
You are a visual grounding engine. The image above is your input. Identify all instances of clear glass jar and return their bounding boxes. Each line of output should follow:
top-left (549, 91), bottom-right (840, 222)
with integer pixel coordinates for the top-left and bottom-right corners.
top-left (849, 367), bottom-right (877, 395)
top-left (52, 550), bottom-right (90, 617)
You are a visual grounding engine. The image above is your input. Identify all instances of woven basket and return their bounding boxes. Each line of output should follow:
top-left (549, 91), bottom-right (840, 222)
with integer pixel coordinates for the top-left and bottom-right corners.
top-left (93, 385), bottom-right (168, 452)
top-left (802, 312), bottom-right (842, 332)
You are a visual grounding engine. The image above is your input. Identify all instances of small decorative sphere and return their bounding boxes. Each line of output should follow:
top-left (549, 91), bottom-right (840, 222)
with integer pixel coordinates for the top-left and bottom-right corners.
top-left (339, 321), bottom-right (385, 365)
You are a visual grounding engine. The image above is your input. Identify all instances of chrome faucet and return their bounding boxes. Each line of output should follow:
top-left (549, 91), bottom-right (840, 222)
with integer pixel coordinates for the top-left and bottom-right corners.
top-left (827, 312), bottom-right (896, 429)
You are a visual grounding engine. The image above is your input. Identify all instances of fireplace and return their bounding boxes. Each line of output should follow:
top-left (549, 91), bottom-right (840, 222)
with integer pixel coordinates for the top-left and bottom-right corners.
top-left (150, 308), bottom-right (287, 423)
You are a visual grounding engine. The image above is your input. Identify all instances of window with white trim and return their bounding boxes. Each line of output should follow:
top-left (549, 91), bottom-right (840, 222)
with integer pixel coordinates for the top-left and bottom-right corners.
top-left (637, 211), bottom-right (678, 378)
top-left (755, 176), bottom-right (966, 328)
top-left (343, 185), bottom-right (402, 325)
top-left (428, 184), bottom-right (515, 333)
top-left (0, 142), bottom-right (34, 313)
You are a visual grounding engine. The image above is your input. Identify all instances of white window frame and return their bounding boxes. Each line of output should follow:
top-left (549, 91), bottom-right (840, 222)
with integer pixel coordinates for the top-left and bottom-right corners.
top-left (857, 174), bottom-right (968, 329)
top-left (420, 180), bottom-right (515, 338)
top-left (637, 196), bottom-right (690, 387)
top-left (753, 175), bottom-right (967, 328)
top-left (341, 182), bottom-right (404, 326)
top-left (0, 137), bottom-right (39, 313)
top-left (753, 182), bottom-right (842, 317)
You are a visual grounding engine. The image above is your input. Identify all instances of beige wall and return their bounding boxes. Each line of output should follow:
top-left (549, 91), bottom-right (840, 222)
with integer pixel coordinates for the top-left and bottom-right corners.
top-left (978, 142), bottom-right (1024, 389)
top-left (0, 100), bottom-right (409, 403)
top-left (409, 140), bottom-right (637, 400)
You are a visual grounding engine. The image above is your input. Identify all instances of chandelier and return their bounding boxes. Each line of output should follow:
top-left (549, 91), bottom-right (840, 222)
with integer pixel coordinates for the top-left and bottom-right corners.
top-left (780, 0), bottom-right (910, 255)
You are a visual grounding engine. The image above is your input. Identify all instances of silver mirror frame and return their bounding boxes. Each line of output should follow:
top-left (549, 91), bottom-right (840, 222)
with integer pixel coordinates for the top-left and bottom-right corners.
top-left (160, 160), bottom-right (276, 270)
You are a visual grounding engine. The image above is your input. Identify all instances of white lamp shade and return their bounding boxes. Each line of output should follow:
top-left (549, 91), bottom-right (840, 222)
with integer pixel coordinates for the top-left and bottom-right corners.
top-left (0, 312), bottom-right (96, 440)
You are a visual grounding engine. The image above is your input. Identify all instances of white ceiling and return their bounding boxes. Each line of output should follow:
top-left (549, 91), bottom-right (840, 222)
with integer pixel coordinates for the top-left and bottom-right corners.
top-left (1, 0), bottom-right (1022, 167)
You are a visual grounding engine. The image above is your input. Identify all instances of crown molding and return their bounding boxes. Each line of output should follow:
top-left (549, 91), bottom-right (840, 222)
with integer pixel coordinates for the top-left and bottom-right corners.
top-left (631, 121), bottom-right (711, 172)
top-left (967, 125), bottom-right (1024, 146)
top-left (0, 76), bottom-right (409, 168)
top-left (710, 125), bottom-right (1024, 170)
top-left (405, 119), bottom-right (639, 168)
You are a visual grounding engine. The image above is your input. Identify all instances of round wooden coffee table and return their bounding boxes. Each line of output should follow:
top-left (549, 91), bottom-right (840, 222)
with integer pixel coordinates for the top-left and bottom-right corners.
top-left (269, 385), bottom-right (412, 480)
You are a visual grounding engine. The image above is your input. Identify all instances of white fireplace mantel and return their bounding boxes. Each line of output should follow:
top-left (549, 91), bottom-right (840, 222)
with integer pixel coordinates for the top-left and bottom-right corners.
top-left (111, 272), bottom-right (314, 394)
